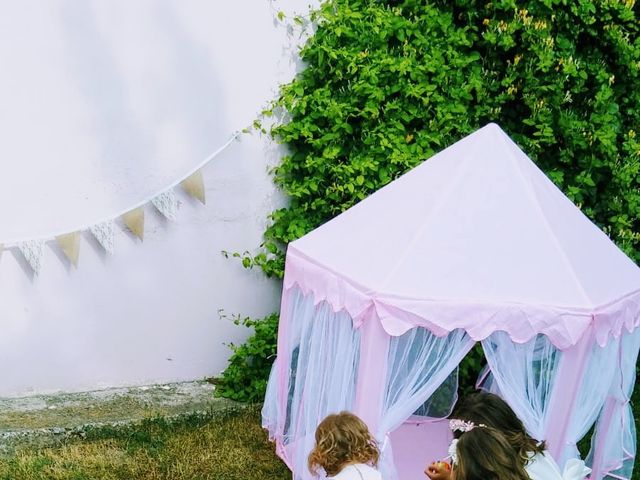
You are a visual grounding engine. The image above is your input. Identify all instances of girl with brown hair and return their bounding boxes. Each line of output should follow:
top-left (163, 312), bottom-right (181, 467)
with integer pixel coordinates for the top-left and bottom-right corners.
top-left (450, 425), bottom-right (531, 480)
top-left (308, 411), bottom-right (382, 479)
top-left (451, 391), bottom-right (545, 461)
top-left (425, 392), bottom-right (591, 480)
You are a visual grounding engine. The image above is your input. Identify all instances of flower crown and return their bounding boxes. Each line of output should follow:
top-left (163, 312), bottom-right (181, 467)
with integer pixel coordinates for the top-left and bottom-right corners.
top-left (449, 418), bottom-right (486, 433)
top-left (446, 419), bottom-right (488, 466)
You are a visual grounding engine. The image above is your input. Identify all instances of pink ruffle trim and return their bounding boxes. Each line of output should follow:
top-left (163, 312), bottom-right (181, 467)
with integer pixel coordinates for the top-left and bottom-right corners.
top-left (284, 247), bottom-right (640, 350)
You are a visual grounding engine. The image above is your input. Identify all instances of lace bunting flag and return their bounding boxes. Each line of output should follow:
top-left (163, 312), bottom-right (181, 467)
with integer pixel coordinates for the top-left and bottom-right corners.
top-left (152, 189), bottom-right (179, 220)
top-left (90, 221), bottom-right (115, 254)
top-left (18, 240), bottom-right (45, 274)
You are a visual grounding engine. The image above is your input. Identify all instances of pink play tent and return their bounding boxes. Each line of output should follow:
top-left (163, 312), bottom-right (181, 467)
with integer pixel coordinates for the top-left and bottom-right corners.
top-left (262, 124), bottom-right (640, 480)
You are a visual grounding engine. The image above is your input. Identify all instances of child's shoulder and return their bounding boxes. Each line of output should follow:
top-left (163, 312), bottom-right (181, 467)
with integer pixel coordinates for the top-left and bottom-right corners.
top-left (332, 463), bottom-right (382, 480)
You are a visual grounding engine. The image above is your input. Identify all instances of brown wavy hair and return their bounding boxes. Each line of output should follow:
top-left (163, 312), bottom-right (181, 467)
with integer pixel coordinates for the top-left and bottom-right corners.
top-left (453, 392), bottom-right (545, 464)
top-left (308, 411), bottom-right (379, 477)
top-left (454, 426), bottom-right (531, 480)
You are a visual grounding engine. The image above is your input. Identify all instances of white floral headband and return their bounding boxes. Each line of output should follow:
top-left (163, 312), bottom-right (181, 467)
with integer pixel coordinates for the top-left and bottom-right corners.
top-left (447, 419), bottom-right (488, 465)
top-left (449, 418), bottom-right (486, 433)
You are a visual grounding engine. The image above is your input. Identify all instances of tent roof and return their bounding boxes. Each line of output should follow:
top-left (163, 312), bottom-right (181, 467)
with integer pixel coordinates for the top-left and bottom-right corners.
top-left (285, 124), bottom-right (640, 348)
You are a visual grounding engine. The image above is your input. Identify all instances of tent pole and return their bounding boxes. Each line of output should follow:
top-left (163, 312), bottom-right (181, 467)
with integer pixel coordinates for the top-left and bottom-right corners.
top-left (591, 331), bottom-right (640, 479)
top-left (354, 305), bottom-right (390, 435)
top-left (589, 337), bottom-right (623, 479)
top-left (544, 326), bottom-right (593, 466)
top-left (589, 395), bottom-right (617, 479)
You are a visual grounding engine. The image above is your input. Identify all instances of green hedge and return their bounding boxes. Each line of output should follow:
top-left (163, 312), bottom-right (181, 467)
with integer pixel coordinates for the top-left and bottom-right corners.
top-left (214, 314), bottom-right (279, 402)
top-left (218, 0), bottom-right (640, 432)
top-left (246, 0), bottom-right (639, 278)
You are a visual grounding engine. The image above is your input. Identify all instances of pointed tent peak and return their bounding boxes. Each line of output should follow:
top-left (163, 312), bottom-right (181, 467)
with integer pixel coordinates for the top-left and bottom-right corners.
top-left (406, 122), bottom-right (524, 177)
top-left (449, 122), bottom-right (510, 143)
top-left (365, 123), bottom-right (515, 191)
top-left (477, 122), bottom-right (521, 142)
top-left (290, 124), bottom-right (640, 313)
top-left (452, 122), bottom-right (522, 164)
top-left (482, 121), bottom-right (506, 134)
top-left (453, 122), bottom-right (524, 155)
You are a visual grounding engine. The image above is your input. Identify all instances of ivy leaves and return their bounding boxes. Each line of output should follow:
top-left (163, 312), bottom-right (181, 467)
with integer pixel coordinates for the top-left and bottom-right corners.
top-left (222, 0), bottom-right (640, 403)
top-left (248, 0), bottom-right (640, 278)
top-left (214, 314), bottom-right (279, 402)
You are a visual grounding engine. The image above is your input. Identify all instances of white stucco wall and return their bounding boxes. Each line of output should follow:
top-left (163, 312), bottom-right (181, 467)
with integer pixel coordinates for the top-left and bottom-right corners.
top-left (0, 1), bottom-right (314, 397)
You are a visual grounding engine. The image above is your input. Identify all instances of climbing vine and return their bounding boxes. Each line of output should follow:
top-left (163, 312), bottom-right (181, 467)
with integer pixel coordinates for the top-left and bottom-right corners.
top-left (219, 0), bottom-right (640, 402)
top-left (246, 0), bottom-right (640, 277)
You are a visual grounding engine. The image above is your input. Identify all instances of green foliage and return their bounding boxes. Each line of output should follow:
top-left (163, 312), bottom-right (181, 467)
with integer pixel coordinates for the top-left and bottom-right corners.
top-left (458, 344), bottom-right (487, 396)
top-left (227, 0), bottom-right (640, 406)
top-left (245, 0), bottom-right (640, 278)
top-left (215, 314), bottom-right (279, 402)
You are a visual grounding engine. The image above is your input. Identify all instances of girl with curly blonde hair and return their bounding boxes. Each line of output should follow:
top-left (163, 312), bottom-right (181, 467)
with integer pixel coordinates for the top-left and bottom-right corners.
top-left (308, 411), bottom-right (381, 479)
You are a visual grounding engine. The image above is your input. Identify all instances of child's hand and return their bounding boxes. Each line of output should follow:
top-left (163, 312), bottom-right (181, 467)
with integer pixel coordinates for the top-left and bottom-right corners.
top-left (424, 461), bottom-right (452, 480)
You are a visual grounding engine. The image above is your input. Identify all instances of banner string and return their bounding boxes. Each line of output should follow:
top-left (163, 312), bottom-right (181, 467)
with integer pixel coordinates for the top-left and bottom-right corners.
top-left (2, 130), bottom-right (242, 249)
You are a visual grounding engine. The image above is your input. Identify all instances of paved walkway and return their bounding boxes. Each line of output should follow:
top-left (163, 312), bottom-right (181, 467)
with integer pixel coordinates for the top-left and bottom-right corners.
top-left (0, 381), bottom-right (235, 453)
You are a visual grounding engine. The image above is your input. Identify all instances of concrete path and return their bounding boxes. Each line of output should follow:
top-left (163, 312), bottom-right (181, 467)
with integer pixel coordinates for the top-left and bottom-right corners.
top-left (0, 381), bottom-right (235, 453)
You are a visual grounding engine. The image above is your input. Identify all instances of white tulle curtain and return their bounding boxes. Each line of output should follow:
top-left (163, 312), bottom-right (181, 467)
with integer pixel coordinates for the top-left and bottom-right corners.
top-left (262, 362), bottom-right (279, 439)
top-left (479, 332), bottom-right (562, 441)
top-left (558, 338), bottom-right (620, 466)
top-left (479, 329), bottom-right (640, 478)
top-left (263, 285), bottom-right (640, 480)
top-left (377, 327), bottom-right (475, 480)
top-left (262, 287), bottom-right (361, 480)
top-left (412, 368), bottom-right (461, 419)
top-left (587, 327), bottom-right (640, 480)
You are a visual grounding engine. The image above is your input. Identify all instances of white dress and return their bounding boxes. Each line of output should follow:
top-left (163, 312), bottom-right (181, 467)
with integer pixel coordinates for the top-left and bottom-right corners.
top-left (526, 451), bottom-right (591, 480)
top-left (330, 463), bottom-right (382, 480)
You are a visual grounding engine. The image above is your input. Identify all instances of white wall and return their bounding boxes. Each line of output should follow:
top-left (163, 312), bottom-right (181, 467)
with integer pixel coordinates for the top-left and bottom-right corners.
top-left (0, 1), bottom-right (314, 397)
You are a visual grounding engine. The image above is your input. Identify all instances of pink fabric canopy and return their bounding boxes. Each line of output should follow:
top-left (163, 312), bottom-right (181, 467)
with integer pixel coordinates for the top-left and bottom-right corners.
top-left (284, 123), bottom-right (640, 349)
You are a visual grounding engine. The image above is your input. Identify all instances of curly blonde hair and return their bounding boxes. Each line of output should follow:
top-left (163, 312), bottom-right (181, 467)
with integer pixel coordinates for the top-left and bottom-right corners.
top-left (308, 411), bottom-right (379, 477)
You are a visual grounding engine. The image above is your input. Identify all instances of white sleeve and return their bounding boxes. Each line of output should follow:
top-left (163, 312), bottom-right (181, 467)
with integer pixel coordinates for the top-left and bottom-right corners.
top-left (525, 452), bottom-right (562, 479)
top-left (561, 458), bottom-right (591, 480)
top-left (526, 452), bottom-right (591, 480)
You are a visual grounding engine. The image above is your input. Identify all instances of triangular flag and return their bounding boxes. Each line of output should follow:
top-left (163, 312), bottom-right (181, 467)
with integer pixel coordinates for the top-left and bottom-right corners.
top-left (122, 207), bottom-right (145, 240)
top-left (90, 221), bottom-right (115, 254)
top-left (181, 170), bottom-right (206, 204)
top-left (152, 189), bottom-right (179, 220)
top-left (56, 232), bottom-right (81, 267)
top-left (18, 240), bottom-right (45, 275)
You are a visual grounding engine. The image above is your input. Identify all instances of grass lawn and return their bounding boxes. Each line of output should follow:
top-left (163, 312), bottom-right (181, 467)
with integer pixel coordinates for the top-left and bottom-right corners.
top-left (0, 405), bottom-right (290, 480)
top-left (0, 399), bottom-right (637, 479)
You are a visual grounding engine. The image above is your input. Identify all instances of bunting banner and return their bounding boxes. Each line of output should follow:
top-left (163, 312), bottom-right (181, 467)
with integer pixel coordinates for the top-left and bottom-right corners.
top-left (152, 189), bottom-right (179, 220)
top-left (122, 208), bottom-right (145, 241)
top-left (18, 240), bottom-right (45, 275)
top-left (0, 131), bottom-right (240, 275)
top-left (90, 221), bottom-right (115, 255)
top-left (56, 232), bottom-right (81, 267)
top-left (181, 170), bottom-right (206, 204)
